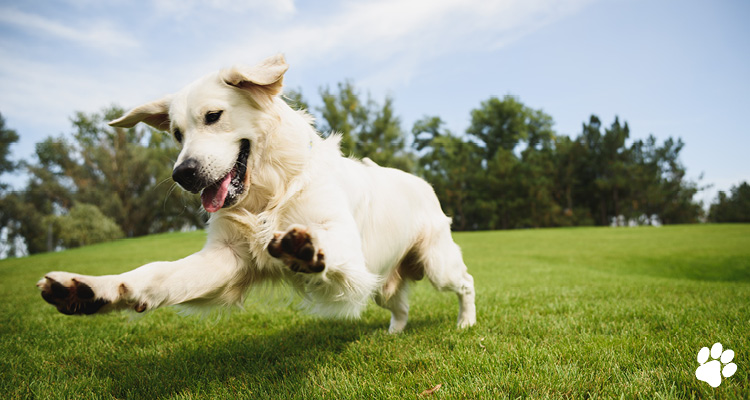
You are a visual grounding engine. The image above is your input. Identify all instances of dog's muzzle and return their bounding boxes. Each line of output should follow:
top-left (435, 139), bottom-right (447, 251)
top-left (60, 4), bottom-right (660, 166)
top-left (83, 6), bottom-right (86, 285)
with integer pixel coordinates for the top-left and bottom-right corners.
top-left (172, 158), bottom-right (205, 194)
top-left (171, 139), bottom-right (251, 212)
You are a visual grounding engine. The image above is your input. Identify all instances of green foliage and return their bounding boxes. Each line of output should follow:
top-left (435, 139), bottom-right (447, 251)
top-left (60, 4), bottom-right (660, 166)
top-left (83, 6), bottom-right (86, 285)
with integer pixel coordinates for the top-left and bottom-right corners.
top-left (47, 203), bottom-right (124, 248)
top-left (0, 194), bottom-right (48, 256)
top-left (0, 114), bottom-right (27, 257)
top-left (317, 82), bottom-right (413, 171)
top-left (413, 116), bottom-right (483, 230)
top-left (467, 95), bottom-right (529, 158)
top-left (412, 96), bottom-right (702, 230)
top-left (356, 96), bottom-right (414, 171)
top-left (317, 81), bottom-right (368, 156)
top-left (0, 112), bottom-right (19, 189)
top-left (709, 181), bottom-right (750, 223)
top-left (1, 225), bottom-right (748, 398)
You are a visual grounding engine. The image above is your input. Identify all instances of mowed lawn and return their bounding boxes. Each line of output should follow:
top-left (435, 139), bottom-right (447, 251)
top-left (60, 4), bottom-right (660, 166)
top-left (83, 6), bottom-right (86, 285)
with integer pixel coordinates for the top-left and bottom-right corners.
top-left (1, 224), bottom-right (748, 399)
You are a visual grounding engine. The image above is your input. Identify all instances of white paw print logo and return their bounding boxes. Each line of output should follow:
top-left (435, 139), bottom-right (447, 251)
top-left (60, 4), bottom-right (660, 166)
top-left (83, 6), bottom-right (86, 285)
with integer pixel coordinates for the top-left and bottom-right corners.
top-left (695, 342), bottom-right (737, 388)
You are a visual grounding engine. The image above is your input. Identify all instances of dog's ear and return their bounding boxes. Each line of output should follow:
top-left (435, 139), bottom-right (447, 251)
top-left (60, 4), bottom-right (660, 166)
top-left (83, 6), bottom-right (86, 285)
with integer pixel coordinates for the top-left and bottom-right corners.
top-left (221, 53), bottom-right (289, 97)
top-left (108, 95), bottom-right (172, 131)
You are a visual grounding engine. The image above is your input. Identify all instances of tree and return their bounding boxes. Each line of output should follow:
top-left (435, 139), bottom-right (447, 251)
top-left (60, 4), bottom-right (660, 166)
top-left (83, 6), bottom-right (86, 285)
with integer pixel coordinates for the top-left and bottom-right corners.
top-left (519, 145), bottom-right (560, 228)
top-left (552, 135), bottom-right (593, 226)
top-left (708, 182), bottom-right (750, 223)
top-left (317, 81), bottom-right (369, 156)
top-left (576, 115), bottom-right (610, 225)
top-left (0, 194), bottom-right (48, 256)
top-left (570, 116), bottom-right (702, 226)
top-left (318, 81), bottom-right (412, 171)
top-left (485, 146), bottom-right (523, 229)
top-left (463, 96), bottom-right (561, 229)
top-left (0, 112), bottom-right (19, 189)
top-left (467, 95), bottom-right (530, 160)
top-left (0, 113), bottom-right (25, 256)
top-left (412, 116), bottom-right (483, 230)
top-left (597, 117), bottom-right (632, 225)
top-left (517, 109), bottom-right (557, 228)
top-left (356, 96), bottom-right (413, 171)
top-left (649, 137), bottom-right (702, 224)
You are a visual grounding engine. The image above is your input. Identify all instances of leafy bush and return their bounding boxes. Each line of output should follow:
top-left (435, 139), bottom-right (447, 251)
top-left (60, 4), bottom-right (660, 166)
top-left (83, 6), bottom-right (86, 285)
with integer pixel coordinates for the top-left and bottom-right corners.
top-left (49, 203), bottom-right (124, 248)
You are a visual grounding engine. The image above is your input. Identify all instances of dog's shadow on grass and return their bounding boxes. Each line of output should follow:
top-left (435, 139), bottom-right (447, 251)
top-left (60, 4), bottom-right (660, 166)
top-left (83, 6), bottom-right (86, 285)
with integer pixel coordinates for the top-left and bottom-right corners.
top-left (101, 318), bottom-right (386, 398)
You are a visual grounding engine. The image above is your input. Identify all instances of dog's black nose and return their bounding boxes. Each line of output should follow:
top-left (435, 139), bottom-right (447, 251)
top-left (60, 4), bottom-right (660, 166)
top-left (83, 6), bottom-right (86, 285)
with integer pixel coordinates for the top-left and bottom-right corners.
top-left (172, 158), bottom-right (204, 193)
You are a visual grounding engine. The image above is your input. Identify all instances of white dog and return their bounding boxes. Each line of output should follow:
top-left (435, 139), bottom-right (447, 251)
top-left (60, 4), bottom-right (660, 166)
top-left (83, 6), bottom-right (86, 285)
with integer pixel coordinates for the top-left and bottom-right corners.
top-left (37, 54), bottom-right (476, 333)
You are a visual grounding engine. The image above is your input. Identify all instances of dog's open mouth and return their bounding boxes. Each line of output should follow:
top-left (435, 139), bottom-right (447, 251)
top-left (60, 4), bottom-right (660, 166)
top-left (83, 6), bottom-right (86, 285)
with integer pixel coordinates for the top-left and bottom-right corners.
top-left (201, 139), bottom-right (250, 213)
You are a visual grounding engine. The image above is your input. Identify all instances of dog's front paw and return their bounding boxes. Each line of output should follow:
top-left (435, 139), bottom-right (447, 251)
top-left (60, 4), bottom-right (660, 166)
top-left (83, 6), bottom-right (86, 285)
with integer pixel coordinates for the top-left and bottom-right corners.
top-left (268, 225), bottom-right (325, 273)
top-left (37, 273), bottom-right (110, 315)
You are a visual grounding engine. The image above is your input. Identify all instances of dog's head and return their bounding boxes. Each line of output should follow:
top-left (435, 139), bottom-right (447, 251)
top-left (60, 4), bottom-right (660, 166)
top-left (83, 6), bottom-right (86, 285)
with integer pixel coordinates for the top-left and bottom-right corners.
top-left (109, 54), bottom-right (289, 213)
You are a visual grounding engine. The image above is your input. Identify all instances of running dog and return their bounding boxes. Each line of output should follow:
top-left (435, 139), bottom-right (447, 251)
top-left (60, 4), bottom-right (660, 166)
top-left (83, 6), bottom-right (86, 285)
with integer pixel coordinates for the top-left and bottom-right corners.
top-left (37, 54), bottom-right (476, 333)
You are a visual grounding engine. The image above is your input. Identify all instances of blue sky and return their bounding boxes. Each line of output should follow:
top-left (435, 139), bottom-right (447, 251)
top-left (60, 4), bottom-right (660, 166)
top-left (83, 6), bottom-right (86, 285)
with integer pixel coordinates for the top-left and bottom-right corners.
top-left (0, 0), bottom-right (748, 206)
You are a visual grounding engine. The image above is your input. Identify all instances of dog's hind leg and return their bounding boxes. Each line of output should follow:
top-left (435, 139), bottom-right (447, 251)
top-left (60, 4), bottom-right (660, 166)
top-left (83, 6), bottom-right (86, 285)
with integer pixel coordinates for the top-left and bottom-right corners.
top-left (375, 282), bottom-right (410, 334)
top-left (453, 268), bottom-right (476, 329)
top-left (419, 224), bottom-right (476, 329)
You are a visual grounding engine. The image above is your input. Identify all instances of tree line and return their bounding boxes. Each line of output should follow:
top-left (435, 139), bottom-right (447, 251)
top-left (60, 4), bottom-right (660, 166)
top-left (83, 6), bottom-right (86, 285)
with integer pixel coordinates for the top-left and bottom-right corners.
top-left (0, 82), bottom-right (746, 256)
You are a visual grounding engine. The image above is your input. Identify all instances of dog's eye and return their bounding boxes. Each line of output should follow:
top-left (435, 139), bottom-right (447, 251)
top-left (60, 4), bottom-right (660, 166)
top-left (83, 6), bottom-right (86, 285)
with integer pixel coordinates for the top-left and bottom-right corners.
top-left (173, 128), bottom-right (183, 143)
top-left (205, 111), bottom-right (223, 125)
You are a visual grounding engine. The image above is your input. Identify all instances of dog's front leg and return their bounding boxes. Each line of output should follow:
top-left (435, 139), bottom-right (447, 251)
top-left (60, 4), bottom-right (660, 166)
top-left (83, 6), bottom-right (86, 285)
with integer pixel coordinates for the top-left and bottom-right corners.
top-left (267, 221), bottom-right (379, 318)
top-left (267, 221), bottom-right (368, 276)
top-left (267, 224), bottom-right (327, 274)
top-left (37, 244), bottom-right (245, 315)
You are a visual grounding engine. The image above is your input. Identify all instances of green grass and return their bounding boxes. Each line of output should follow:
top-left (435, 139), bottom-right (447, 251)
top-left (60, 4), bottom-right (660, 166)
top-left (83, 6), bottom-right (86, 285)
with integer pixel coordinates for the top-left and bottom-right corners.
top-left (1, 225), bottom-right (749, 399)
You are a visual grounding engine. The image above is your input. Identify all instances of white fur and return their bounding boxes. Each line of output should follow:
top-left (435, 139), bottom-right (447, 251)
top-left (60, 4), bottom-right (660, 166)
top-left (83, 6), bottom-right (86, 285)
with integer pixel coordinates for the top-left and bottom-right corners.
top-left (38, 54), bottom-right (476, 333)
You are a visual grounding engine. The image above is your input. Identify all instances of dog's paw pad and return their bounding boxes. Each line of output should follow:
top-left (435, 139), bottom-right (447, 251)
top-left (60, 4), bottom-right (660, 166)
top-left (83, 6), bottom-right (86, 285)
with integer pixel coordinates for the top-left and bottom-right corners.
top-left (696, 342), bottom-right (737, 387)
top-left (37, 274), bottom-right (109, 315)
top-left (268, 227), bottom-right (325, 273)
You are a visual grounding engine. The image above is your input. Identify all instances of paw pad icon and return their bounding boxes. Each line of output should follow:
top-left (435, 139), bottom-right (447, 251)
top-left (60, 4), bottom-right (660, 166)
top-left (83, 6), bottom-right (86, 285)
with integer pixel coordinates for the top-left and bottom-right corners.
top-left (695, 342), bottom-right (737, 388)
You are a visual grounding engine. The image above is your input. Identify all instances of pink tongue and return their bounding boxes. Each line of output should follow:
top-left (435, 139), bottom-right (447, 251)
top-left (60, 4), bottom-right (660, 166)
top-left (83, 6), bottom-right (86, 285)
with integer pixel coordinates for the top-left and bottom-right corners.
top-left (201, 172), bottom-right (233, 213)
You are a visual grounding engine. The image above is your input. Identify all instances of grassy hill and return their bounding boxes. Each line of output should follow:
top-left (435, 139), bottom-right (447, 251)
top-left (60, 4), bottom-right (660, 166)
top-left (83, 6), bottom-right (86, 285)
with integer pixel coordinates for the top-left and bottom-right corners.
top-left (1, 225), bottom-right (748, 399)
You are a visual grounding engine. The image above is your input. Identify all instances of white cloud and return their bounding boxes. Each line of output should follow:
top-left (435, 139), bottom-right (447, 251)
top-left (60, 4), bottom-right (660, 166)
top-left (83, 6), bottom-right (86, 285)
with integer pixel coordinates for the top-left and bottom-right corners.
top-left (0, 0), bottom-right (596, 117)
top-left (0, 51), bottom-right (110, 140)
top-left (152, 0), bottom-right (295, 19)
top-left (0, 46), bottom-right (164, 155)
top-left (0, 7), bottom-right (139, 52)
top-left (0, 0), bottom-right (592, 110)
top-left (207, 0), bottom-right (595, 87)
